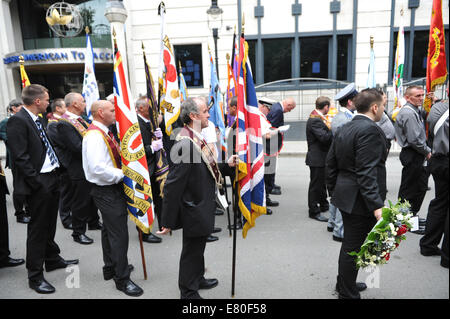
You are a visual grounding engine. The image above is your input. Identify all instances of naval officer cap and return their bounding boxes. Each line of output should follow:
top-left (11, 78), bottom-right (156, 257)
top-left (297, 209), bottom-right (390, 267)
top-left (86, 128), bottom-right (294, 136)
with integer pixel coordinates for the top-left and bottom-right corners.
top-left (334, 83), bottom-right (358, 101)
top-left (258, 97), bottom-right (277, 109)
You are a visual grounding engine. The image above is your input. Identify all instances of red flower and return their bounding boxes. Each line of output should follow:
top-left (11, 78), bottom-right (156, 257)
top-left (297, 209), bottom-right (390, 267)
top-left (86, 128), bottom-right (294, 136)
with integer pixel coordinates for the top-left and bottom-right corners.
top-left (395, 243), bottom-right (399, 248)
top-left (397, 225), bottom-right (408, 236)
top-left (385, 253), bottom-right (391, 261)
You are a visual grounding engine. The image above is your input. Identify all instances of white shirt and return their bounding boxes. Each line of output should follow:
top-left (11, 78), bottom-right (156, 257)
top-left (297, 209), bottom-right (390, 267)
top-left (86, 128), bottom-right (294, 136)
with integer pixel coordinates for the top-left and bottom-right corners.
top-left (64, 110), bottom-right (79, 120)
top-left (82, 120), bottom-right (124, 186)
top-left (201, 120), bottom-right (218, 158)
top-left (23, 106), bottom-right (60, 173)
top-left (258, 109), bottom-right (272, 136)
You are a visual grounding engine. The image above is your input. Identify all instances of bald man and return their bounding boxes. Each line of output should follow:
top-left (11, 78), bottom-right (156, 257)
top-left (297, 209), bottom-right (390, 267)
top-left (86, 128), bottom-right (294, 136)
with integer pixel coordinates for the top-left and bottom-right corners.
top-left (82, 100), bottom-right (143, 297)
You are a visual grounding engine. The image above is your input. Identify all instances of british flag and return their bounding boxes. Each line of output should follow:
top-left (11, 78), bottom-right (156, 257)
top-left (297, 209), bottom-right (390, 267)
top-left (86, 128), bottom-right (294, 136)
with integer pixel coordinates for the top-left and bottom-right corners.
top-left (236, 35), bottom-right (266, 238)
top-left (113, 40), bottom-right (154, 234)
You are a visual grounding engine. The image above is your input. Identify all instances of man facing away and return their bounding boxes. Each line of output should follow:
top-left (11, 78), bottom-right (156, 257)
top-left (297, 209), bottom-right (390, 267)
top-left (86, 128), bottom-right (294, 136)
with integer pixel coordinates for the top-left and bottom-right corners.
top-left (157, 97), bottom-right (238, 299)
top-left (82, 100), bottom-right (143, 297)
top-left (305, 96), bottom-right (333, 222)
top-left (326, 88), bottom-right (388, 299)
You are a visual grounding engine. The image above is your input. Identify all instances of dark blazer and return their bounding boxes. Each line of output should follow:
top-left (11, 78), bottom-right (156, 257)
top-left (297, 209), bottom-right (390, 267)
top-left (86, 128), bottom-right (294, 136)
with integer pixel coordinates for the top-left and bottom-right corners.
top-left (162, 138), bottom-right (217, 237)
top-left (137, 116), bottom-right (157, 176)
top-left (47, 120), bottom-right (85, 180)
top-left (6, 108), bottom-right (48, 195)
top-left (266, 102), bottom-right (284, 128)
top-left (326, 115), bottom-right (388, 216)
top-left (305, 116), bottom-right (333, 167)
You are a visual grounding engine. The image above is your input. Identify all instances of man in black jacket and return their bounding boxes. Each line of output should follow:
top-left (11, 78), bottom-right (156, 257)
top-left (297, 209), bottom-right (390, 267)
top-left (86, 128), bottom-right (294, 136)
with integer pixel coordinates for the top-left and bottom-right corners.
top-left (47, 92), bottom-right (100, 245)
top-left (157, 97), bottom-right (237, 299)
top-left (306, 96), bottom-right (333, 222)
top-left (6, 84), bottom-right (78, 294)
top-left (326, 88), bottom-right (387, 299)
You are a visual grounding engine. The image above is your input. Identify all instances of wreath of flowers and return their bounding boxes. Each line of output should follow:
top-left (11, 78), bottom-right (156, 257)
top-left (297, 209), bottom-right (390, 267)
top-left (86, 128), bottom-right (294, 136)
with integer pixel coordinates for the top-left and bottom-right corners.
top-left (349, 200), bottom-right (413, 269)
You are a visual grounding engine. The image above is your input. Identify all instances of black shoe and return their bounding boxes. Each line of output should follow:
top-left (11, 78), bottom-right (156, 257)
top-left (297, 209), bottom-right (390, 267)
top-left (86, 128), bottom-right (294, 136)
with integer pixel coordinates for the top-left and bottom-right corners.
top-left (29, 278), bottom-right (56, 294)
top-left (310, 214), bottom-right (328, 222)
top-left (356, 282), bottom-right (367, 292)
top-left (206, 235), bottom-right (219, 243)
top-left (420, 248), bottom-right (441, 256)
top-left (212, 227), bottom-right (222, 234)
top-left (103, 264), bottom-right (134, 281)
top-left (228, 223), bottom-right (243, 230)
top-left (269, 188), bottom-right (282, 195)
top-left (266, 197), bottom-right (279, 207)
top-left (410, 228), bottom-right (426, 235)
top-left (327, 226), bottom-right (334, 232)
top-left (72, 234), bottom-right (94, 245)
top-left (266, 208), bottom-right (273, 215)
top-left (142, 233), bottom-right (162, 244)
top-left (63, 223), bottom-right (73, 230)
top-left (199, 278), bottom-right (218, 290)
top-left (332, 235), bottom-right (343, 242)
top-left (273, 184), bottom-right (281, 191)
top-left (0, 257), bottom-right (25, 268)
top-left (16, 215), bottom-right (30, 224)
top-left (88, 222), bottom-right (103, 230)
top-left (45, 259), bottom-right (79, 272)
top-left (215, 209), bottom-right (224, 216)
top-left (441, 259), bottom-right (449, 268)
top-left (115, 279), bottom-right (143, 297)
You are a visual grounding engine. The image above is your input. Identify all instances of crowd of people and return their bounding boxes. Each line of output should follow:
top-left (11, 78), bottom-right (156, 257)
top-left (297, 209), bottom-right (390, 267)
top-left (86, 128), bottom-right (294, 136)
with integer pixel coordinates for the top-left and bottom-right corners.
top-left (0, 81), bottom-right (448, 299)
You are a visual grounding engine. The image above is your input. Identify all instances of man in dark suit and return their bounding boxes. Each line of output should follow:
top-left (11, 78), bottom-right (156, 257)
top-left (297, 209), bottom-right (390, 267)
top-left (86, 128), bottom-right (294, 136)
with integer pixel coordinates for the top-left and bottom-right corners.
top-left (265, 97), bottom-right (296, 198)
top-left (0, 161), bottom-right (25, 269)
top-left (136, 97), bottom-right (165, 243)
top-left (6, 84), bottom-right (78, 294)
top-left (306, 96), bottom-right (333, 222)
top-left (47, 92), bottom-right (100, 245)
top-left (157, 97), bottom-right (238, 299)
top-left (326, 88), bottom-right (388, 299)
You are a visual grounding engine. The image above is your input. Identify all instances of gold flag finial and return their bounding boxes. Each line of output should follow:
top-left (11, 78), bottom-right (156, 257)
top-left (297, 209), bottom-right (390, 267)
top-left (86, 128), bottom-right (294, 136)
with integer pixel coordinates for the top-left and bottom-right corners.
top-left (226, 53), bottom-right (230, 61)
top-left (19, 55), bottom-right (25, 64)
top-left (112, 27), bottom-right (116, 38)
top-left (241, 14), bottom-right (245, 34)
top-left (370, 36), bottom-right (374, 49)
top-left (85, 26), bottom-right (90, 34)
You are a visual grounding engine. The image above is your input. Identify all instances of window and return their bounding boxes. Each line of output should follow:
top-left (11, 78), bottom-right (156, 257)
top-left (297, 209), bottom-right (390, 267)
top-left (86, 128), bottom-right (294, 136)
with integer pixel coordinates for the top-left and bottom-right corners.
top-left (174, 44), bottom-right (203, 88)
top-left (263, 38), bottom-right (292, 83)
top-left (18, 0), bottom-right (111, 50)
top-left (337, 35), bottom-right (351, 81)
top-left (300, 37), bottom-right (329, 79)
top-left (247, 40), bottom-right (257, 80)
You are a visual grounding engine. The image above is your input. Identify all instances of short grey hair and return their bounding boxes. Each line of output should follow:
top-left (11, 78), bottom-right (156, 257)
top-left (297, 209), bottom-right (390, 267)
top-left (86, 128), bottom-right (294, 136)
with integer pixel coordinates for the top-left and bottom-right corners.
top-left (180, 97), bottom-right (199, 125)
top-left (135, 98), bottom-right (148, 109)
top-left (64, 92), bottom-right (81, 108)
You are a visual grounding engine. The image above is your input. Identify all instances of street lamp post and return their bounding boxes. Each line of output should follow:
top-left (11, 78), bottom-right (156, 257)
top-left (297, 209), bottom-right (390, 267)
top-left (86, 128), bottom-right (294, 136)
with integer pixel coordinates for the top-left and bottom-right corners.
top-left (207, 0), bottom-right (223, 79)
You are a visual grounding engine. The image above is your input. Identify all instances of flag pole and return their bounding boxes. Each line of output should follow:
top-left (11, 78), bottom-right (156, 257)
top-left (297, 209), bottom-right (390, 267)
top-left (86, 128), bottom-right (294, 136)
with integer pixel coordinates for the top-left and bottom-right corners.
top-left (113, 27), bottom-right (148, 280)
top-left (231, 14), bottom-right (245, 298)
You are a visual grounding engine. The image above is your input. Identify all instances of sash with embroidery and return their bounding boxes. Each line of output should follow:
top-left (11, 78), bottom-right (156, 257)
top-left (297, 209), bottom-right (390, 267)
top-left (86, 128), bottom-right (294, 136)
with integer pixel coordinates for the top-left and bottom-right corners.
top-left (310, 109), bottom-right (330, 129)
top-left (87, 124), bottom-right (122, 169)
top-left (60, 113), bottom-right (89, 137)
top-left (176, 125), bottom-right (223, 189)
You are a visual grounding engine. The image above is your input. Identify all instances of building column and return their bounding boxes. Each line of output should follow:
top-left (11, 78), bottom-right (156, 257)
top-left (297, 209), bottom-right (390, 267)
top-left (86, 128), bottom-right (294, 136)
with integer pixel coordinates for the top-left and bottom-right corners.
top-left (292, 1), bottom-right (302, 79)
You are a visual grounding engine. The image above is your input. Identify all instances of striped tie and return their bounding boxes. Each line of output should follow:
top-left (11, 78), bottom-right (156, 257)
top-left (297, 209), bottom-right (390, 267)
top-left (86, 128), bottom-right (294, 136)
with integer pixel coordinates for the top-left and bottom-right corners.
top-left (35, 119), bottom-right (59, 166)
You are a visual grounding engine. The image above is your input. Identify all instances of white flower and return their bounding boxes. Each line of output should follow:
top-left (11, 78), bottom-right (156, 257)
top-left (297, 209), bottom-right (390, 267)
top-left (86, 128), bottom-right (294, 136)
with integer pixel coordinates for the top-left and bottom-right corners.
top-left (396, 214), bottom-right (404, 221)
top-left (389, 223), bottom-right (395, 232)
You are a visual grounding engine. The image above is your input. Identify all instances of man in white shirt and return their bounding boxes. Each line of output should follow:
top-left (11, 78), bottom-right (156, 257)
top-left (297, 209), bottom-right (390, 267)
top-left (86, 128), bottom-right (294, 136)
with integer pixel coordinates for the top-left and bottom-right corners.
top-left (82, 100), bottom-right (143, 297)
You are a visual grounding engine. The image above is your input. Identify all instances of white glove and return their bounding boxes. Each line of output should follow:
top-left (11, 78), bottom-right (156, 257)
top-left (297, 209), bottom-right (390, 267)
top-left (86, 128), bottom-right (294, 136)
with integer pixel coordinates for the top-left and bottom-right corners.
top-left (154, 128), bottom-right (163, 139)
top-left (151, 139), bottom-right (163, 153)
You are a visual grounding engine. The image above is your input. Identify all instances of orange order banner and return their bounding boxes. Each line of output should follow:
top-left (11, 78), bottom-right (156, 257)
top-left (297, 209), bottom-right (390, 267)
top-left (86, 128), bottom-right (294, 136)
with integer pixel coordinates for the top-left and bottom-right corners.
top-left (424, 0), bottom-right (448, 113)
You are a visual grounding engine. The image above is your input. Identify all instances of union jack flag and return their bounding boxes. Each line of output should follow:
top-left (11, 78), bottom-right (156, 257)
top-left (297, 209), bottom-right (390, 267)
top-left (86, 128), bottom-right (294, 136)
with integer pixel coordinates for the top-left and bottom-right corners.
top-left (236, 35), bottom-right (266, 238)
top-left (113, 39), bottom-right (154, 234)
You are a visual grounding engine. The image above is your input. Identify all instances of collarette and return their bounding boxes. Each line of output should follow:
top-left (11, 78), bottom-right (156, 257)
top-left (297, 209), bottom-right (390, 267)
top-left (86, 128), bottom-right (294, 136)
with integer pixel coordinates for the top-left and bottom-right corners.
top-left (138, 113), bottom-right (150, 123)
top-left (187, 125), bottom-right (205, 142)
top-left (65, 110), bottom-right (79, 120)
top-left (92, 120), bottom-right (110, 135)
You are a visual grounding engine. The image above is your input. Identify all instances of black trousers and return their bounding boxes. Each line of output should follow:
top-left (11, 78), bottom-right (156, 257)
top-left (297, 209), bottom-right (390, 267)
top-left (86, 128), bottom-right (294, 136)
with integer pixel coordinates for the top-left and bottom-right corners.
top-left (420, 156), bottom-right (449, 264)
top-left (308, 166), bottom-right (329, 216)
top-left (150, 175), bottom-right (163, 231)
top-left (179, 233), bottom-right (207, 299)
top-left (0, 189), bottom-right (10, 263)
top-left (91, 184), bottom-right (130, 282)
top-left (398, 148), bottom-right (428, 214)
top-left (264, 155), bottom-right (277, 194)
top-left (71, 179), bottom-right (98, 236)
top-left (26, 171), bottom-right (62, 281)
top-left (58, 172), bottom-right (73, 227)
top-left (12, 168), bottom-right (28, 216)
top-left (337, 211), bottom-right (376, 299)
